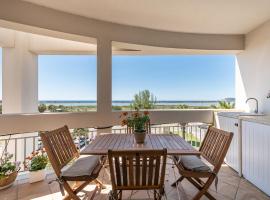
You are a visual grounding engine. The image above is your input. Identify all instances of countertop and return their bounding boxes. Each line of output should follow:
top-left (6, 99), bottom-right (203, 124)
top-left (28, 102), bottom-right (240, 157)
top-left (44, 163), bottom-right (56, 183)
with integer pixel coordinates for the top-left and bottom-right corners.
top-left (217, 111), bottom-right (270, 125)
top-left (240, 115), bottom-right (270, 126)
top-left (217, 112), bottom-right (243, 119)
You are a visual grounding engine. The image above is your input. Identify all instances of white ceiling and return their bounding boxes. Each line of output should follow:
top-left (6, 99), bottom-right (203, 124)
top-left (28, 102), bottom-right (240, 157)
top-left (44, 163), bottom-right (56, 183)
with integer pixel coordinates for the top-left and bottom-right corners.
top-left (24, 0), bottom-right (270, 34)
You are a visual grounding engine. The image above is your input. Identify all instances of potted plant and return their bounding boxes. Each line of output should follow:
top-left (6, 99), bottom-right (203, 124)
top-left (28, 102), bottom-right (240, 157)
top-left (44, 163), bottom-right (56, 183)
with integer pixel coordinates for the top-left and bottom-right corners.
top-left (24, 149), bottom-right (48, 183)
top-left (120, 109), bottom-right (150, 144)
top-left (0, 152), bottom-right (20, 190)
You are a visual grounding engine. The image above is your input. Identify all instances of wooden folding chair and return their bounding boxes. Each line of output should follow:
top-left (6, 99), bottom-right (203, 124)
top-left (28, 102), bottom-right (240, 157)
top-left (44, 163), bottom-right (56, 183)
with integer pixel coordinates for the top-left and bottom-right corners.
top-left (172, 126), bottom-right (233, 200)
top-left (40, 125), bottom-right (105, 200)
top-left (108, 149), bottom-right (167, 200)
top-left (126, 120), bottom-right (151, 134)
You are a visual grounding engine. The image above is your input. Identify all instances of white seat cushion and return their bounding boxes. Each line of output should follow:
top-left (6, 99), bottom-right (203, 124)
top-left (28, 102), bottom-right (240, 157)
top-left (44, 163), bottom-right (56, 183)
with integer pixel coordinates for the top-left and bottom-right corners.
top-left (175, 155), bottom-right (211, 172)
top-left (61, 155), bottom-right (102, 180)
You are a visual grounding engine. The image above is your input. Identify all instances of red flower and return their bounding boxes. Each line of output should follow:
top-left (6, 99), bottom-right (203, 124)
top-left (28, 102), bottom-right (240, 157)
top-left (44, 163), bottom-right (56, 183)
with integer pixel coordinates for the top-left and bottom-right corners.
top-left (144, 111), bottom-right (149, 115)
top-left (121, 119), bottom-right (127, 126)
top-left (132, 112), bottom-right (139, 118)
top-left (26, 155), bottom-right (33, 160)
top-left (120, 112), bottom-right (129, 118)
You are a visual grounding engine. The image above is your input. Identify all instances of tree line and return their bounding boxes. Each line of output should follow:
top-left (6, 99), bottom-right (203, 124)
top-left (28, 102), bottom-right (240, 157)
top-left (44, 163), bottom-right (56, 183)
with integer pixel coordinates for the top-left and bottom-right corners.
top-left (38, 89), bottom-right (235, 112)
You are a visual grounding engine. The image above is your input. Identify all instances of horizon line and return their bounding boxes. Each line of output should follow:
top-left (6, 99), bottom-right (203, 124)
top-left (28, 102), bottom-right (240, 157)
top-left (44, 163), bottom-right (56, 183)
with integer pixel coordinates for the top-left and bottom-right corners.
top-left (38, 99), bottom-right (235, 102)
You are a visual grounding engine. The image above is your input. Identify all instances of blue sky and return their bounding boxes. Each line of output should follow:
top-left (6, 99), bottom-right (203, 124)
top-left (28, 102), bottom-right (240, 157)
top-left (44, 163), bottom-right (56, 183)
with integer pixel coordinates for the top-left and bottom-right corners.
top-left (38, 55), bottom-right (97, 101)
top-left (39, 54), bottom-right (235, 101)
top-left (0, 49), bottom-right (235, 101)
top-left (112, 55), bottom-right (235, 101)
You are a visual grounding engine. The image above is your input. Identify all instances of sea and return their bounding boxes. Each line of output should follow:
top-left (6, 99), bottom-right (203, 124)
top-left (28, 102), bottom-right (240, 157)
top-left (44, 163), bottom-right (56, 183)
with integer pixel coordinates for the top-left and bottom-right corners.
top-left (38, 100), bottom-right (232, 107)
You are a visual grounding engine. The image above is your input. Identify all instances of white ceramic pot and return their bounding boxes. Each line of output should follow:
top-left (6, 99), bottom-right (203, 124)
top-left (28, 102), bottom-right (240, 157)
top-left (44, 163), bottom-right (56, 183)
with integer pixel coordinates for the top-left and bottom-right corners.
top-left (29, 169), bottom-right (46, 183)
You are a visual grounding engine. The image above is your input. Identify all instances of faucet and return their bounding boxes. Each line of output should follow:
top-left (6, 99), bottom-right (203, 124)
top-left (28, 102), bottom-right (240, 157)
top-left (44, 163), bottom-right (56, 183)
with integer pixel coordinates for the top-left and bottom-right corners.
top-left (246, 98), bottom-right (258, 113)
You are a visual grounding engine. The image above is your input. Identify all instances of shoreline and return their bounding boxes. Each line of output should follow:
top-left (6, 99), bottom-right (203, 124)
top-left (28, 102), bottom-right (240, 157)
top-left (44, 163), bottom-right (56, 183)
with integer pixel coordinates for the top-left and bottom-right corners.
top-left (38, 100), bottom-right (234, 107)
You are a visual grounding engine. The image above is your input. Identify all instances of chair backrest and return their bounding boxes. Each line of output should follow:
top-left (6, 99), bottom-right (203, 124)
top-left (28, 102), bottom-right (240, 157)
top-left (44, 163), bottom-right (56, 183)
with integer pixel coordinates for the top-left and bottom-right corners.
top-left (40, 125), bottom-right (79, 177)
top-left (199, 126), bottom-right (233, 174)
top-left (108, 149), bottom-right (167, 191)
top-left (126, 120), bottom-right (151, 134)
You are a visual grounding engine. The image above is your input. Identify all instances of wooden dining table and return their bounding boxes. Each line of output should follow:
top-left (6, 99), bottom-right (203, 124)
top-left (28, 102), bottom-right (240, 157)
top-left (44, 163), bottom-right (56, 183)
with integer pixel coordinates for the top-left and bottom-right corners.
top-left (81, 133), bottom-right (200, 156)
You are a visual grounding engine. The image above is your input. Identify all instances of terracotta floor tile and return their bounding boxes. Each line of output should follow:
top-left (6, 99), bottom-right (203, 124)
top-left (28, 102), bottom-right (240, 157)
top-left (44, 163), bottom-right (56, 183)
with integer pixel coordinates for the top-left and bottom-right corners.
top-left (47, 180), bottom-right (61, 196)
top-left (218, 170), bottom-right (241, 187)
top-left (235, 187), bottom-right (270, 200)
top-left (202, 191), bottom-right (232, 200)
top-left (18, 180), bottom-right (51, 200)
top-left (209, 180), bottom-right (238, 199)
top-left (0, 181), bottom-right (18, 200)
top-left (239, 179), bottom-right (263, 193)
top-left (0, 164), bottom-right (269, 199)
top-left (219, 165), bottom-right (239, 176)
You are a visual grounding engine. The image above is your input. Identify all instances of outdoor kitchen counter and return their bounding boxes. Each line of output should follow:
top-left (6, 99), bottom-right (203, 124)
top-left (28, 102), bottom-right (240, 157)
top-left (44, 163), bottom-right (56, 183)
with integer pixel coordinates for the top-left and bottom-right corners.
top-left (217, 112), bottom-right (270, 124)
top-left (217, 112), bottom-right (243, 119)
top-left (217, 111), bottom-right (270, 195)
top-left (240, 115), bottom-right (270, 125)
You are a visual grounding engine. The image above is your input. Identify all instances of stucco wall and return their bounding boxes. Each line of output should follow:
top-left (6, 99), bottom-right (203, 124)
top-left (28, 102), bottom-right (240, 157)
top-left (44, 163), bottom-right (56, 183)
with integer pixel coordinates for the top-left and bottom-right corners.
top-left (0, 110), bottom-right (214, 135)
top-left (236, 20), bottom-right (270, 113)
top-left (0, 0), bottom-right (244, 51)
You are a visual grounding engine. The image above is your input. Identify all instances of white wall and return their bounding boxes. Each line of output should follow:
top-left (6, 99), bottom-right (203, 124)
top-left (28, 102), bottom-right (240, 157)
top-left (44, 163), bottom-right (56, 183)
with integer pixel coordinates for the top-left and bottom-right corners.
top-left (0, 0), bottom-right (244, 51)
top-left (2, 32), bottom-right (38, 114)
top-left (0, 0), bottom-right (247, 133)
top-left (0, 110), bottom-right (214, 135)
top-left (236, 20), bottom-right (270, 113)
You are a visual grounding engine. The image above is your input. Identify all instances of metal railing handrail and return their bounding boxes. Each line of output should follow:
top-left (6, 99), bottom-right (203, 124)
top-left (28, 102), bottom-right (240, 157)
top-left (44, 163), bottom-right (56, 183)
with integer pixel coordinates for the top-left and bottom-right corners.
top-left (0, 122), bottom-right (210, 171)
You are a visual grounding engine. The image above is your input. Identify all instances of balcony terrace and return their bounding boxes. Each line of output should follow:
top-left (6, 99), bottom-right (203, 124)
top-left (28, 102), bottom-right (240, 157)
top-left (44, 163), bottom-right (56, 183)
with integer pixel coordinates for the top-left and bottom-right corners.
top-left (1, 1), bottom-right (270, 199)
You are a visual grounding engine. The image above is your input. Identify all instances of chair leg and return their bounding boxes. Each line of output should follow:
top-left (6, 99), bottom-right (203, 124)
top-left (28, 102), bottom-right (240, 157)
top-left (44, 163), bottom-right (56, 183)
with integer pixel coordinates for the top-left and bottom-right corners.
top-left (171, 176), bottom-right (184, 187)
top-left (158, 187), bottom-right (165, 200)
top-left (74, 180), bottom-right (91, 193)
top-left (153, 189), bottom-right (163, 200)
top-left (159, 187), bottom-right (165, 195)
top-left (194, 177), bottom-right (204, 185)
top-left (63, 180), bottom-right (101, 200)
top-left (119, 190), bottom-right (122, 200)
top-left (94, 178), bottom-right (106, 189)
top-left (193, 182), bottom-right (215, 200)
top-left (62, 182), bottom-right (81, 200)
top-left (89, 186), bottom-right (99, 200)
top-left (63, 196), bottom-right (71, 200)
top-left (187, 177), bottom-right (216, 200)
top-left (109, 190), bottom-right (118, 200)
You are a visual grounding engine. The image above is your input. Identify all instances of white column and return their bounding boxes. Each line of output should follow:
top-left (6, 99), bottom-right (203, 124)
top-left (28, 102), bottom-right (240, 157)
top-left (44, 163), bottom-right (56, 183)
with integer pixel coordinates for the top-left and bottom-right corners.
top-left (97, 38), bottom-right (112, 115)
top-left (2, 32), bottom-right (38, 114)
top-left (96, 38), bottom-right (113, 133)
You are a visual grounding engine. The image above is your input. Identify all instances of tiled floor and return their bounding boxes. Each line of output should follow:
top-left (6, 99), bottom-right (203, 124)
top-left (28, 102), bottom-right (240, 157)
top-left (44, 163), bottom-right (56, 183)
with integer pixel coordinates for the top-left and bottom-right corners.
top-left (1, 163), bottom-right (269, 200)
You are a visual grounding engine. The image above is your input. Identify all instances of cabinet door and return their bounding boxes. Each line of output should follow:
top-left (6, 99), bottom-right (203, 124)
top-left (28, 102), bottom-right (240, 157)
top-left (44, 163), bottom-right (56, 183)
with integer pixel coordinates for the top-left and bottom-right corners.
top-left (217, 116), bottom-right (239, 172)
top-left (242, 121), bottom-right (270, 196)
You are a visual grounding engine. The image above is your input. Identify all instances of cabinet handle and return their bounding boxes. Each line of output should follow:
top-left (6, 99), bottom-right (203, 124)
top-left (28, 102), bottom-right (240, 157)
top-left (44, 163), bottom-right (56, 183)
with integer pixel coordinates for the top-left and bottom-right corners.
top-left (234, 123), bottom-right (238, 127)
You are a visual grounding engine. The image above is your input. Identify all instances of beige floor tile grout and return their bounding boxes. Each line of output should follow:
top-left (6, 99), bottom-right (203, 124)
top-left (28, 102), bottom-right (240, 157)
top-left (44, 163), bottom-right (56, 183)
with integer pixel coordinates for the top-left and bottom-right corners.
top-left (15, 180), bottom-right (19, 200)
top-left (233, 175), bottom-right (242, 200)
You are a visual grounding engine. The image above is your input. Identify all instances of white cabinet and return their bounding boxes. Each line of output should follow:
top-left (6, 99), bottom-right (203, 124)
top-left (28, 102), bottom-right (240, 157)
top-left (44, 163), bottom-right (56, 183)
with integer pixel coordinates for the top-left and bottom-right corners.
top-left (217, 115), bottom-right (240, 173)
top-left (242, 121), bottom-right (270, 196)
